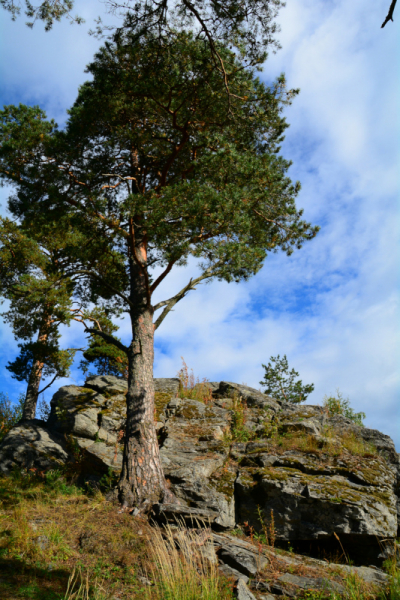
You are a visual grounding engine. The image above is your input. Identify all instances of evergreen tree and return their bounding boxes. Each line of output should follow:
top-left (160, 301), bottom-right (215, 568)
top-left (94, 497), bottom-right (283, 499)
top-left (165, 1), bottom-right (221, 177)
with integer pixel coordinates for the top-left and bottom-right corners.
top-left (0, 32), bottom-right (318, 509)
top-left (0, 218), bottom-right (77, 419)
top-left (260, 354), bottom-right (314, 403)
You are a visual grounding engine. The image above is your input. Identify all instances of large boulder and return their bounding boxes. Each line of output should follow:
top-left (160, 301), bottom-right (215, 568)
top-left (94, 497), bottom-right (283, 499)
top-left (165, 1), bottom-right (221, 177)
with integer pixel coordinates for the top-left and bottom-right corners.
top-left (0, 420), bottom-right (69, 474)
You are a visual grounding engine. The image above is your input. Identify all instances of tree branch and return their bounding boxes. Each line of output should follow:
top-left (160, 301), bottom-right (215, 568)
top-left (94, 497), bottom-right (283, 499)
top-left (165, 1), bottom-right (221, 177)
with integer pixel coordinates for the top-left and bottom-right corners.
top-left (70, 269), bottom-right (134, 310)
top-left (150, 258), bottom-right (177, 294)
top-left (84, 328), bottom-right (129, 355)
top-left (382, 0), bottom-right (397, 27)
top-left (153, 265), bottom-right (221, 330)
top-left (38, 373), bottom-right (58, 396)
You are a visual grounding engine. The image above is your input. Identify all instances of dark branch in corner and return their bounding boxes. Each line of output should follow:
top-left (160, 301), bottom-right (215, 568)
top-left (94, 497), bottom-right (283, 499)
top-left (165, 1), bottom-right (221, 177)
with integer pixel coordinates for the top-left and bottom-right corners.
top-left (382, 0), bottom-right (398, 27)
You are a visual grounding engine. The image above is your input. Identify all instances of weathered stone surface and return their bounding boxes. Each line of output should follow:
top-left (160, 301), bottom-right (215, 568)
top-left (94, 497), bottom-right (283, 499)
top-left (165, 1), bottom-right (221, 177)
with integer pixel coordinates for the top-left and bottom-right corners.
top-left (160, 398), bottom-right (235, 529)
top-left (154, 378), bottom-right (180, 395)
top-left (218, 564), bottom-right (249, 584)
top-left (235, 579), bottom-right (257, 600)
top-left (47, 385), bottom-right (104, 439)
top-left (213, 533), bottom-right (269, 575)
top-left (216, 382), bottom-right (280, 412)
top-left (78, 439), bottom-right (123, 475)
top-left (0, 420), bottom-right (69, 474)
top-left (85, 375), bottom-right (128, 395)
top-left (236, 442), bottom-right (397, 565)
top-left (1, 375), bottom-right (399, 569)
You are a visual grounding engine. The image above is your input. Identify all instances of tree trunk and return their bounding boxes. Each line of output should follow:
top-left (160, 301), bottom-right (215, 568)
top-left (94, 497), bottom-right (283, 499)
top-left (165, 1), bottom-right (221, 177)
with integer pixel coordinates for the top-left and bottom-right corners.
top-left (22, 359), bottom-right (44, 420)
top-left (118, 307), bottom-right (169, 509)
top-left (22, 326), bottom-right (48, 420)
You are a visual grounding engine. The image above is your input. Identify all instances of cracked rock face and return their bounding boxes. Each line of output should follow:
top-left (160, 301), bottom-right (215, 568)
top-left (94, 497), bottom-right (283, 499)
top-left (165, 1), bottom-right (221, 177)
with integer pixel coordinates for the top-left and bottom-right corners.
top-left (1, 375), bottom-right (398, 566)
top-left (0, 420), bottom-right (69, 473)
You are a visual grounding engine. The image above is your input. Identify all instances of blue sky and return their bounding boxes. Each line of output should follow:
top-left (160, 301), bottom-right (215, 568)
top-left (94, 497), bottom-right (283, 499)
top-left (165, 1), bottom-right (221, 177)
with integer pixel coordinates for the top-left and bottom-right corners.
top-left (0, 0), bottom-right (399, 445)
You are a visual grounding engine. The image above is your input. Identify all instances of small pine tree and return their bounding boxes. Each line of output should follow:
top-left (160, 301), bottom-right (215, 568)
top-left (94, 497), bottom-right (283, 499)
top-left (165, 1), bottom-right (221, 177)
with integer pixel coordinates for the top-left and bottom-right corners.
top-left (260, 354), bottom-right (314, 403)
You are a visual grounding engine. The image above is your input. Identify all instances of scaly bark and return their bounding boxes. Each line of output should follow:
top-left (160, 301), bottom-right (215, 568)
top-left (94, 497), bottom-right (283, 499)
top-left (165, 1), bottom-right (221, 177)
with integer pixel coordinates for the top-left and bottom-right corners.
top-left (117, 224), bottom-right (172, 509)
top-left (118, 307), bottom-right (168, 508)
top-left (22, 327), bottom-right (48, 420)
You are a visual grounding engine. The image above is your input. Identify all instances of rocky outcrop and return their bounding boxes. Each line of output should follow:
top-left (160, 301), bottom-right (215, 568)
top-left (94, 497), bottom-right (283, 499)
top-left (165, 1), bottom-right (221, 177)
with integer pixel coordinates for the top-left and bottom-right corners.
top-left (0, 419), bottom-right (69, 473)
top-left (0, 375), bottom-right (399, 568)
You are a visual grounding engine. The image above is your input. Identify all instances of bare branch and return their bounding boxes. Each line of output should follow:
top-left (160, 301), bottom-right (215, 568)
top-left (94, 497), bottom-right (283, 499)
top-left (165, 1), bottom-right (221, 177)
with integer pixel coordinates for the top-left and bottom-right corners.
top-left (150, 258), bottom-right (177, 294)
top-left (37, 373), bottom-right (58, 395)
top-left (153, 265), bottom-right (221, 330)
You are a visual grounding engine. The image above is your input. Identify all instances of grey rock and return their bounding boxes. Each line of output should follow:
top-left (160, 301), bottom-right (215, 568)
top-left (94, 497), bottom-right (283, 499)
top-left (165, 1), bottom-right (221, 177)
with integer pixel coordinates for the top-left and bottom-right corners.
top-left (47, 385), bottom-right (104, 439)
top-left (218, 563), bottom-right (249, 584)
top-left (217, 382), bottom-right (280, 412)
top-left (86, 375), bottom-right (128, 395)
top-left (154, 378), bottom-right (181, 395)
top-left (235, 579), bottom-right (257, 600)
top-left (160, 399), bottom-right (235, 529)
top-left (236, 450), bottom-right (397, 566)
top-left (340, 565), bottom-right (388, 586)
top-left (277, 573), bottom-right (345, 594)
top-left (152, 502), bottom-right (220, 526)
top-left (280, 419), bottom-right (321, 436)
top-left (213, 533), bottom-right (269, 576)
top-left (79, 440), bottom-right (123, 475)
top-left (0, 420), bottom-right (69, 473)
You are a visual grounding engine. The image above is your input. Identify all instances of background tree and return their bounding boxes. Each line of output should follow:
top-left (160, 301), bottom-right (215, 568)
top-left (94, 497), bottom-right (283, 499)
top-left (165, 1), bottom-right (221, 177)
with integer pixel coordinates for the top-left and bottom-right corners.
top-left (260, 354), bottom-right (314, 403)
top-left (0, 218), bottom-right (78, 419)
top-left (0, 32), bottom-right (318, 509)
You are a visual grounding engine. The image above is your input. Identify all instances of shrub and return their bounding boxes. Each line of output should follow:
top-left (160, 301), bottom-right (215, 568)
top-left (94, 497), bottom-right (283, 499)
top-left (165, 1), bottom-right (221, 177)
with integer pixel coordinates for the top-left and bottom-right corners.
top-left (323, 390), bottom-right (366, 426)
top-left (0, 392), bottom-right (24, 442)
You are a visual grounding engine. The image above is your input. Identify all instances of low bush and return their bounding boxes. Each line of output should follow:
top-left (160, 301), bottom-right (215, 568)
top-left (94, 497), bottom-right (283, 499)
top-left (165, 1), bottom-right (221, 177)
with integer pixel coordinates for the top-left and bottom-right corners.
top-left (323, 390), bottom-right (366, 426)
top-left (0, 392), bottom-right (24, 443)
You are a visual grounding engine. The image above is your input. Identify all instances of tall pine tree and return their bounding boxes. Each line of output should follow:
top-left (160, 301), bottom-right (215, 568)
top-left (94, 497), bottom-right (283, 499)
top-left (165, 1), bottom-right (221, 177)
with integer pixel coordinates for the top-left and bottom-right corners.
top-left (0, 32), bottom-right (318, 509)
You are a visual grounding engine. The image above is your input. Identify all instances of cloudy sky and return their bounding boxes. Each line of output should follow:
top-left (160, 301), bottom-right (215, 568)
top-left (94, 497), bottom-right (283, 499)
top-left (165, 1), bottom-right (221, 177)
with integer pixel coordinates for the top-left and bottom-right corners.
top-left (0, 0), bottom-right (399, 445)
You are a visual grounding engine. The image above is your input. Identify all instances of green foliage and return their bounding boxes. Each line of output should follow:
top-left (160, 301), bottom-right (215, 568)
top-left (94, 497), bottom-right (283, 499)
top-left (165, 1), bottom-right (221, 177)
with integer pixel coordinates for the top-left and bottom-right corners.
top-left (0, 392), bottom-right (23, 442)
top-left (79, 308), bottom-right (128, 379)
top-left (37, 396), bottom-right (51, 421)
top-left (323, 390), bottom-right (366, 426)
top-left (98, 467), bottom-right (119, 493)
top-left (0, 217), bottom-right (78, 412)
top-left (260, 354), bottom-right (314, 403)
top-left (0, 0), bottom-right (82, 30)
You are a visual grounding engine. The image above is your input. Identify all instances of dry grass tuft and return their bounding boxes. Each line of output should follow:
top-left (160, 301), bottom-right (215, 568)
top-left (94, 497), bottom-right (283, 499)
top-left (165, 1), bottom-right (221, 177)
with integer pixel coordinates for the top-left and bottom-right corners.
top-left (145, 522), bottom-right (232, 600)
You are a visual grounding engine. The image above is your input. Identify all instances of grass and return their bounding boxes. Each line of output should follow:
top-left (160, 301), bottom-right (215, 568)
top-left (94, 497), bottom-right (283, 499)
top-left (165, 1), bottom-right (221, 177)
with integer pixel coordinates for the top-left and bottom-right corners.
top-left (0, 469), bottom-right (150, 599)
top-left (144, 523), bottom-right (232, 600)
top-left (177, 357), bottom-right (214, 404)
top-left (0, 469), bottom-right (234, 600)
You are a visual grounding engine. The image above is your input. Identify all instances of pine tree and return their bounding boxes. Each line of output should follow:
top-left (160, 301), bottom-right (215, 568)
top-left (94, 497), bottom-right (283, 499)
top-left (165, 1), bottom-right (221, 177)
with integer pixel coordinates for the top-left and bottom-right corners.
top-left (260, 354), bottom-right (314, 404)
top-left (0, 32), bottom-right (318, 509)
top-left (0, 218), bottom-right (77, 419)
